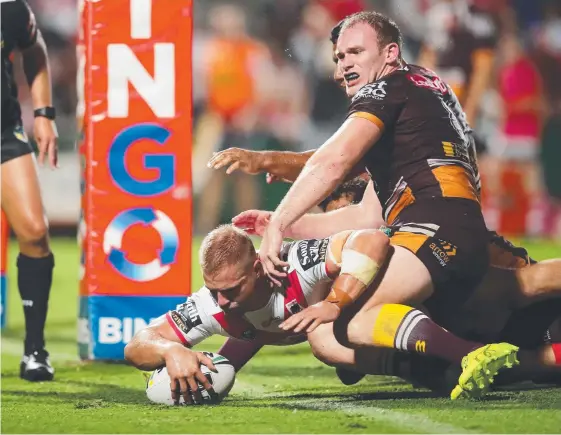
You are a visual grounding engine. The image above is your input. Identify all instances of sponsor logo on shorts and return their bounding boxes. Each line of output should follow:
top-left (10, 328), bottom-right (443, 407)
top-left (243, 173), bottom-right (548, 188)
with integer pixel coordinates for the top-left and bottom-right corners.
top-left (13, 125), bottom-right (28, 143)
top-left (297, 238), bottom-right (329, 271)
top-left (429, 239), bottom-right (457, 267)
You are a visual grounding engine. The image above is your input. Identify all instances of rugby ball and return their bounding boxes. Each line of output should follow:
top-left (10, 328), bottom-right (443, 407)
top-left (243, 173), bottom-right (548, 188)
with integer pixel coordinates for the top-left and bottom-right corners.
top-left (145, 352), bottom-right (235, 405)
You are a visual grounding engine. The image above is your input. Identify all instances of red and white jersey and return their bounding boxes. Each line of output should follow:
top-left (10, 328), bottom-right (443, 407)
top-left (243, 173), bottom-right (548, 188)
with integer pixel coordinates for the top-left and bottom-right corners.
top-left (164, 238), bottom-right (332, 346)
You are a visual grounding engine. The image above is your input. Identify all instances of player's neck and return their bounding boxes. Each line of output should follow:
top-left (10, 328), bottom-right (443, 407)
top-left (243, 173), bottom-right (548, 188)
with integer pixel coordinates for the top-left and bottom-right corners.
top-left (377, 62), bottom-right (402, 81)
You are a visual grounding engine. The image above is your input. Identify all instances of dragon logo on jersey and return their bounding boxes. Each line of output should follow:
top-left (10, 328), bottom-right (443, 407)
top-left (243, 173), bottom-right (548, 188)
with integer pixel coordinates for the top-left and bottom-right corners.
top-left (297, 238), bottom-right (329, 271)
top-left (351, 80), bottom-right (387, 102)
top-left (285, 299), bottom-right (303, 315)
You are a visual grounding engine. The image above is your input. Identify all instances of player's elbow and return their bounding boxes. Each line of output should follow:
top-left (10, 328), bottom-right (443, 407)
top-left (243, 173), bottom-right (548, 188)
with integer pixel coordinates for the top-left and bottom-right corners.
top-left (348, 229), bottom-right (390, 265)
top-left (124, 329), bottom-right (151, 368)
top-left (309, 153), bottom-right (349, 185)
top-left (123, 337), bottom-right (140, 366)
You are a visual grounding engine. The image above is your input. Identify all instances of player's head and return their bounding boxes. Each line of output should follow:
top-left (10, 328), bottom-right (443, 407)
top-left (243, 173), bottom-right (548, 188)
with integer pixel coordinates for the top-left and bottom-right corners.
top-left (335, 11), bottom-right (403, 96)
top-left (200, 225), bottom-right (264, 313)
top-left (331, 20), bottom-right (346, 87)
top-left (208, 3), bottom-right (247, 38)
top-left (318, 176), bottom-right (369, 212)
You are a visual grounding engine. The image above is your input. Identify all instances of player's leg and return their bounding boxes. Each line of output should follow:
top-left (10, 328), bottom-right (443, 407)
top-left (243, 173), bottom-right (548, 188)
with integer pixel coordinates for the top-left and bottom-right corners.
top-left (309, 321), bottom-right (456, 394)
top-left (514, 260), bottom-right (561, 306)
top-left (328, 232), bottom-right (519, 401)
top-left (1, 137), bottom-right (55, 381)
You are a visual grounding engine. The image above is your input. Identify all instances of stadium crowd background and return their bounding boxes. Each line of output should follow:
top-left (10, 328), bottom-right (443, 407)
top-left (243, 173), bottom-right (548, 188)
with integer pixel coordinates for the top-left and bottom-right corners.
top-left (13, 0), bottom-right (561, 239)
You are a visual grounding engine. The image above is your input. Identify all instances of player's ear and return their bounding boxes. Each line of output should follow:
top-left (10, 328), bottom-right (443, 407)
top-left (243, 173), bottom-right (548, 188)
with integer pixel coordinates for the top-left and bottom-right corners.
top-left (253, 258), bottom-right (263, 275)
top-left (385, 42), bottom-right (400, 64)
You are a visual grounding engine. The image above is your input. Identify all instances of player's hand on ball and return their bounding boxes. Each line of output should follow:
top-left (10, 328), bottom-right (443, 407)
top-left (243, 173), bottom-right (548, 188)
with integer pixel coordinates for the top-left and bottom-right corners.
top-left (279, 301), bottom-right (341, 333)
top-left (207, 148), bottom-right (264, 175)
top-left (232, 210), bottom-right (272, 236)
top-left (164, 345), bottom-right (217, 405)
top-left (34, 117), bottom-right (58, 169)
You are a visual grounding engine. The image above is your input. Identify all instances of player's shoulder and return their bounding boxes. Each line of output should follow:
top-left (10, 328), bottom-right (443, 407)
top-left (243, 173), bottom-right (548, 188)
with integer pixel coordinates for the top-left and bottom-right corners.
top-left (287, 237), bottom-right (330, 274)
top-left (176, 287), bottom-right (222, 321)
top-left (350, 66), bottom-right (412, 105)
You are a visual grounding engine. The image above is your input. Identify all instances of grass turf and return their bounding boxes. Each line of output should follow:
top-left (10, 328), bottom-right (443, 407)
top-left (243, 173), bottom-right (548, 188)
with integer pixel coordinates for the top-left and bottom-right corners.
top-left (1, 237), bottom-right (561, 433)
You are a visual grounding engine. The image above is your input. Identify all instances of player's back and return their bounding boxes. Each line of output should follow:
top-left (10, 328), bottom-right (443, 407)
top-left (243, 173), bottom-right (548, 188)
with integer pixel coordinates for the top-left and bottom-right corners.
top-left (348, 64), bottom-right (480, 224)
top-left (164, 238), bottom-right (333, 346)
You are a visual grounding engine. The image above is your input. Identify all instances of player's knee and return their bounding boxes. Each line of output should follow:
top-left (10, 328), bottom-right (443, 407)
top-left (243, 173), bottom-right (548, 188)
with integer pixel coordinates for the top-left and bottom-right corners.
top-left (347, 229), bottom-right (390, 263)
top-left (308, 330), bottom-right (336, 366)
top-left (16, 218), bottom-right (49, 250)
top-left (309, 340), bottom-right (336, 366)
top-left (345, 313), bottom-right (371, 348)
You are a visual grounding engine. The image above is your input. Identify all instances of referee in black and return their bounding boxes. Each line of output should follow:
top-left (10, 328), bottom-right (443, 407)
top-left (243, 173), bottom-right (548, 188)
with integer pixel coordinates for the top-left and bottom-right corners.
top-left (2, 0), bottom-right (58, 381)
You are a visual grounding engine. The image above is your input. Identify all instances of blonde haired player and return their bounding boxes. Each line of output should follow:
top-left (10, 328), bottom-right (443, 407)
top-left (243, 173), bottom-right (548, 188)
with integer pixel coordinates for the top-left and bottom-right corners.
top-left (126, 225), bottom-right (559, 403)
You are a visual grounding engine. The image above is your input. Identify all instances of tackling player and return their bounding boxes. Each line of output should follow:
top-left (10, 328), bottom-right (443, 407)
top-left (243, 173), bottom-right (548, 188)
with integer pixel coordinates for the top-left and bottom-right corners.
top-left (208, 17), bottom-right (561, 345)
top-left (1, 0), bottom-right (57, 381)
top-left (125, 225), bottom-right (558, 404)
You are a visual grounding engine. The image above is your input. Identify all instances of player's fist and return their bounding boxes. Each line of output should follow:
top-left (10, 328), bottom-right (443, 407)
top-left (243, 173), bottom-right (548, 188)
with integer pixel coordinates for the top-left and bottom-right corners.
top-left (207, 148), bottom-right (265, 176)
top-left (232, 210), bottom-right (272, 236)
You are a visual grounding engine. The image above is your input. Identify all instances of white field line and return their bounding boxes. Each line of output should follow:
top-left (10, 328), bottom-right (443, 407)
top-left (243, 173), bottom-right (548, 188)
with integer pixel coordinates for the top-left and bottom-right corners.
top-left (232, 379), bottom-right (472, 434)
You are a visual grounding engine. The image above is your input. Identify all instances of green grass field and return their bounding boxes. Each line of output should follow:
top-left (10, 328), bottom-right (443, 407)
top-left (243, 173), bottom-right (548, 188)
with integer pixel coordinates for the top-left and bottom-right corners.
top-left (2, 238), bottom-right (561, 434)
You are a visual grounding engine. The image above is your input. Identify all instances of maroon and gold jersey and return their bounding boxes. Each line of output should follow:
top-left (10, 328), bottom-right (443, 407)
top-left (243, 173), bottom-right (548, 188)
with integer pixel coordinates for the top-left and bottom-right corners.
top-left (347, 64), bottom-right (481, 225)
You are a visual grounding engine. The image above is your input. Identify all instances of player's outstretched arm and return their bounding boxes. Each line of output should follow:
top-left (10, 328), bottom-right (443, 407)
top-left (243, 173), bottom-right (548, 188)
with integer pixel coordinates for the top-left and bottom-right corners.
top-left (208, 148), bottom-right (315, 182)
top-left (125, 316), bottom-right (218, 405)
top-left (233, 180), bottom-right (384, 239)
top-left (124, 315), bottom-right (189, 371)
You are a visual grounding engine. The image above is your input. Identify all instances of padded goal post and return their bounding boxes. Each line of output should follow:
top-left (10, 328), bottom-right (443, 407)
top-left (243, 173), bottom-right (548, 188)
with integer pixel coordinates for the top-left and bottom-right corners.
top-left (77, 0), bottom-right (193, 360)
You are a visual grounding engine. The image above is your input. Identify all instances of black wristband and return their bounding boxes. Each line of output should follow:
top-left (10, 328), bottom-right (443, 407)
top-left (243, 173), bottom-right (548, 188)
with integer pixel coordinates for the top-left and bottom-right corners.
top-left (34, 107), bottom-right (56, 120)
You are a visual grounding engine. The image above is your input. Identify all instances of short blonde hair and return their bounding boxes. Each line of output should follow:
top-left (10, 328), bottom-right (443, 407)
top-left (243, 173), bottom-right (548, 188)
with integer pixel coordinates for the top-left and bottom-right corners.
top-left (199, 225), bottom-right (255, 276)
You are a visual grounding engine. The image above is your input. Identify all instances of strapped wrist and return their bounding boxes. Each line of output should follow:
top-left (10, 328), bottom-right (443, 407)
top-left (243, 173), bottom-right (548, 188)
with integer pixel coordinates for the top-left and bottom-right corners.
top-left (326, 287), bottom-right (354, 309)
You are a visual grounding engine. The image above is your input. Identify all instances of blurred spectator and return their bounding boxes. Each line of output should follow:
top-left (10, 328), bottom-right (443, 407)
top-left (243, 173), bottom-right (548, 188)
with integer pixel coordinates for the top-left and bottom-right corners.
top-left (193, 3), bottom-right (272, 233)
top-left (11, 0), bottom-right (561, 238)
top-left (485, 34), bottom-right (546, 228)
top-left (418, 0), bottom-right (499, 128)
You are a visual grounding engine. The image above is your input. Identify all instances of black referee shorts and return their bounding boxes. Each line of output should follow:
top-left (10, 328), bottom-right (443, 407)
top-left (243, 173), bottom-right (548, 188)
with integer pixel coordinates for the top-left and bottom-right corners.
top-left (1, 123), bottom-right (34, 165)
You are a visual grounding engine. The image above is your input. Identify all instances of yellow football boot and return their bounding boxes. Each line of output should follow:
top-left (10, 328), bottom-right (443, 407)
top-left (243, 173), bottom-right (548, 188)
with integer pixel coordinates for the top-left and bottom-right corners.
top-left (451, 343), bottom-right (520, 400)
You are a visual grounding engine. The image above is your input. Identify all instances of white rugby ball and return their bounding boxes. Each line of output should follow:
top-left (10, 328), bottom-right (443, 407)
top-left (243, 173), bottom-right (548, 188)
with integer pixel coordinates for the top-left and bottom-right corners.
top-left (145, 352), bottom-right (235, 405)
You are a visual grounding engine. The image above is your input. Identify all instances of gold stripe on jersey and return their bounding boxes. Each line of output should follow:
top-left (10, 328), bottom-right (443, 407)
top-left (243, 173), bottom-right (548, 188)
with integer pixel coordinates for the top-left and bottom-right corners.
top-left (442, 141), bottom-right (455, 157)
top-left (387, 186), bottom-right (416, 225)
top-left (349, 111), bottom-right (385, 130)
top-left (390, 232), bottom-right (428, 254)
top-left (432, 165), bottom-right (479, 202)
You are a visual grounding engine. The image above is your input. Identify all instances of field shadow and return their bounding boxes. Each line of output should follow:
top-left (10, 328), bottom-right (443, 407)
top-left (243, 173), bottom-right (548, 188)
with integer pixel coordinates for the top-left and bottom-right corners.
top-left (2, 379), bottom-right (147, 406)
top-left (246, 365), bottom-right (334, 378)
